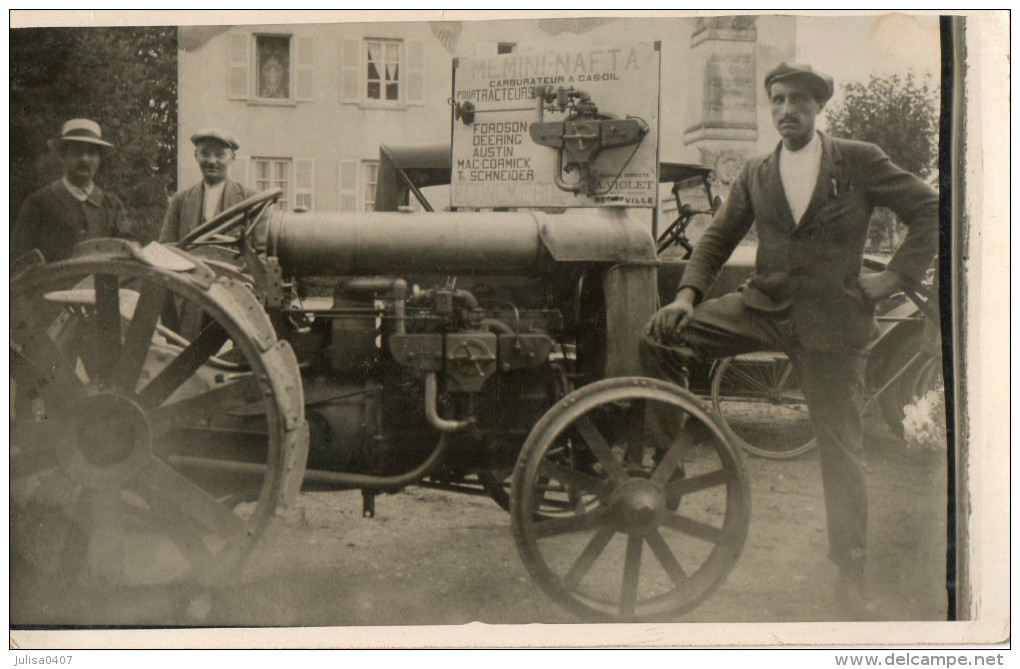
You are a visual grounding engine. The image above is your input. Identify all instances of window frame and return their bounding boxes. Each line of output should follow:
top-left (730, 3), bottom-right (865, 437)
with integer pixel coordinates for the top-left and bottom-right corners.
top-left (251, 32), bottom-right (297, 106)
top-left (251, 156), bottom-right (292, 212)
top-left (362, 38), bottom-right (404, 109)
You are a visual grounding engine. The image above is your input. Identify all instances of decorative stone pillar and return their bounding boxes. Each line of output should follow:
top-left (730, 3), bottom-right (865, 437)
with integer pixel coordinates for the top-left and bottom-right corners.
top-left (683, 16), bottom-right (761, 202)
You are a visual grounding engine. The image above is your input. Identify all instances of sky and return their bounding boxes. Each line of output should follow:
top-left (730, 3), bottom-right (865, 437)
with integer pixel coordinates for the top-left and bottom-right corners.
top-left (793, 13), bottom-right (942, 136)
top-left (797, 14), bottom-right (941, 84)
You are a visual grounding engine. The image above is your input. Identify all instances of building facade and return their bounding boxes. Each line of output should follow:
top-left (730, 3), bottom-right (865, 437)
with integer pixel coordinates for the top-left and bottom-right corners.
top-left (176, 16), bottom-right (796, 214)
top-left (178, 21), bottom-right (448, 214)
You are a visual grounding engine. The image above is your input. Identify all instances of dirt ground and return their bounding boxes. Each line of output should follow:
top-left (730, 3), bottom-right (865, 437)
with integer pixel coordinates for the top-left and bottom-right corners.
top-left (12, 407), bottom-right (950, 632)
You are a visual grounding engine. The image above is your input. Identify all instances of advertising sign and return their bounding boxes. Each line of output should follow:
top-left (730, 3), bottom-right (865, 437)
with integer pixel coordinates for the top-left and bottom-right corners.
top-left (451, 43), bottom-right (660, 209)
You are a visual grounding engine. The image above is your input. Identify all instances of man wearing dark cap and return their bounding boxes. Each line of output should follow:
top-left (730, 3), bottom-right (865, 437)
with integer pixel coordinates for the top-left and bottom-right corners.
top-left (645, 62), bottom-right (938, 618)
top-left (159, 129), bottom-right (256, 243)
top-left (12, 118), bottom-right (134, 266)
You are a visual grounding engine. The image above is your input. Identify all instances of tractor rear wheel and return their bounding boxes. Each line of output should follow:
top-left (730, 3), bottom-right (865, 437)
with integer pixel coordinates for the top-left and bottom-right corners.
top-left (10, 243), bottom-right (307, 592)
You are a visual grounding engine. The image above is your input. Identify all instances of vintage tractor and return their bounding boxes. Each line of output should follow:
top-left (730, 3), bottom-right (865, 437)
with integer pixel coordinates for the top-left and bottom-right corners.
top-left (10, 145), bottom-right (759, 622)
top-left (10, 126), bottom-right (940, 624)
top-left (10, 133), bottom-right (938, 624)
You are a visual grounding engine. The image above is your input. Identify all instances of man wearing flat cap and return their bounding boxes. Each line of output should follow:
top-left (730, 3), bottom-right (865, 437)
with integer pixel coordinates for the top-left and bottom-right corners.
top-left (645, 62), bottom-right (938, 618)
top-left (159, 129), bottom-right (256, 243)
top-left (12, 118), bottom-right (135, 266)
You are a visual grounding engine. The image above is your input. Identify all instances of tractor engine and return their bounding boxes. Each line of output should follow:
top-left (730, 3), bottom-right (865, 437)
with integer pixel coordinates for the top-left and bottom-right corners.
top-left (295, 276), bottom-right (565, 478)
top-left (262, 209), bottom-right (657, 485)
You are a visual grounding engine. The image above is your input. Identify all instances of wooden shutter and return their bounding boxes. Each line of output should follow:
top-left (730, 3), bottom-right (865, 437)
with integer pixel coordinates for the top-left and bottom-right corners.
top-left (338, 159), bottom-right (359, 211)
top-left (294, 158), bottom-right (314, 211)
top-left (405, 40), bottom-right (425, 106)
top-left (340, 39), bottom-right (360, 104)
top-left (228, 33), bottom-right (250, 100)
top-left (295, 36), bottom-right (314, 101)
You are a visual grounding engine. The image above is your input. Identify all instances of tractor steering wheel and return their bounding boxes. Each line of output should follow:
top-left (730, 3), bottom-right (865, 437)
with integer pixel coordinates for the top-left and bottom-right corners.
top-left (176, 188), bottom-right (283, 252)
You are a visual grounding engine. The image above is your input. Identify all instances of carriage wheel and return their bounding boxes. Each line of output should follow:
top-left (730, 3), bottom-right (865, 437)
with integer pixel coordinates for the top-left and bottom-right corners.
top-left (511, 377), bottom-right (750, 621)
top-left (10, 248), bottom-right (307, 590)
top-left (711, 354), bottom-right (817, 459)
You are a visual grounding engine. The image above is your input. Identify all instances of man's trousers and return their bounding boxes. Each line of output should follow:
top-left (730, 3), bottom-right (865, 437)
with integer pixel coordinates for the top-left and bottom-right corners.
top-left (641, 292), bottom-right (869, 575)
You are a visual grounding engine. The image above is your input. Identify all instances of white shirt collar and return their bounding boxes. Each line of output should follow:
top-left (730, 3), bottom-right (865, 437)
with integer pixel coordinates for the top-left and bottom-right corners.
top-left (62, 177), bottom-right (94, 202)
top-left (781, 130), bottom-right (821, 157)
top-left (778, 131), bottom-right (823, 226)
top-left (202, 180), bottom-right (228, 221)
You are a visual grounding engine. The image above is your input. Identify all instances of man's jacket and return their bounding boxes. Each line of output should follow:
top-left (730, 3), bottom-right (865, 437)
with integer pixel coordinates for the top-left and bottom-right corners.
top-left (678, 132), bottom-right (938, 352)
top-left (12, 180), bottom-right (134, 265)
top-left (159, 179), bottom-right (256, 243)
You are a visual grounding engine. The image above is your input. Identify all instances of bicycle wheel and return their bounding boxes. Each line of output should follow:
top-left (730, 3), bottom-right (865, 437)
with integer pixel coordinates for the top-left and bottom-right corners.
top-left (710, 353), bottom-right (816, 459)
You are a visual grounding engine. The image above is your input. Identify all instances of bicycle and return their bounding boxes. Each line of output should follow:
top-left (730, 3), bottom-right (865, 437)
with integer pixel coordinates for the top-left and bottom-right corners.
top-left (709, 260), bottom-right (941, 459)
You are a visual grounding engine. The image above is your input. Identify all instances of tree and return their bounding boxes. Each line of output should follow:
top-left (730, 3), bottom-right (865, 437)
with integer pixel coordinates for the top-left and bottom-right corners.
top-left (825, 73), bottom-right (938, 178)
top-left (10, 27), bottom-right (178, 241)
top-left (824, 73), bottom-right (938, 252)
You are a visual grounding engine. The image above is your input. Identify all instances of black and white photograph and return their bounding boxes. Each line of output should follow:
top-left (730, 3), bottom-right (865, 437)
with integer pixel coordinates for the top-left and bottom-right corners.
top-left (7, 9), bottom-right (1009, 652)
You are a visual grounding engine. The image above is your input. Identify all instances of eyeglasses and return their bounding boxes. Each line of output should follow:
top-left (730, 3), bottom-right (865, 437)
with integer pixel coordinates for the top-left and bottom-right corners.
top-left (196, 148), bottom-right (232, 160)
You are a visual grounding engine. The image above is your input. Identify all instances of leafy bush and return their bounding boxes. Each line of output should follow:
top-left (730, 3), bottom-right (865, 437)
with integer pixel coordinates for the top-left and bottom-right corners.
top-left (902, 386), bottom-right (948, 454)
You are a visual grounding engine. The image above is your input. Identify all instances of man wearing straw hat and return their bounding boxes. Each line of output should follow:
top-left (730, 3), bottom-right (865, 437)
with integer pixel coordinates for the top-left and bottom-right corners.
top-left (12, 118), bottom-right (134, 266)
top-left (159, 128), bottom-right (256, 244)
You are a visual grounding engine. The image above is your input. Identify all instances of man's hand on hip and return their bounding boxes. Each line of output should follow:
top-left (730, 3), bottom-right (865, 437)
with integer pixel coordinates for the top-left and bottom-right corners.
top-left (647, 287), bottom-right (699, 342)
top-left (858, 269), bottom-right (905, 303)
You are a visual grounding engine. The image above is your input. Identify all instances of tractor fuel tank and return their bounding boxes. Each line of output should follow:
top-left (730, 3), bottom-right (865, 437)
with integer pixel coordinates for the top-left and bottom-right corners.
top-left (266, 209), bottom-right (656, 277)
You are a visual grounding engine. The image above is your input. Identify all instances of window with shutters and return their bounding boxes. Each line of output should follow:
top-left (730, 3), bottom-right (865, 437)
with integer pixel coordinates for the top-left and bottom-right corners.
top-left (365, 39), bottom-right (400, 103)
top-left (252, 157), bottom-right (291, 211)
top-left (337, 159), bottom-right (379, 211)
top-left (251, 157), bottom-right (314, 211)
top-left (340, 38), bottom-right (423, 108)
top-left (229, 32), bottom-right (313, 104)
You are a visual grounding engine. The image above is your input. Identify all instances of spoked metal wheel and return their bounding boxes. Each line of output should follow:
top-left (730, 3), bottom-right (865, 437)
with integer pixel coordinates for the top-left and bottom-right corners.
top-left (10, 244), bottom-right (307, 589)
top-left (711, 353), bottom-right (816, 459)
top-left (511, 377), bottom-right (750, 622)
